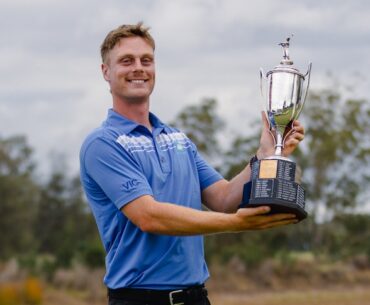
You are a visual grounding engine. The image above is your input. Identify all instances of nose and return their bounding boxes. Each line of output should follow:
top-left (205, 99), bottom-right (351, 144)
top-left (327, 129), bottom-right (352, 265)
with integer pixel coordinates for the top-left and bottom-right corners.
top-left (132, 58), bottom-right (144, 72)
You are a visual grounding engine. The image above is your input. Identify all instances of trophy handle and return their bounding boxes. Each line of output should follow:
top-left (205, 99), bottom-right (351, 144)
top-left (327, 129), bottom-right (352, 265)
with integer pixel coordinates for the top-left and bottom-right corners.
top-left (295, 62), bottom-right (312, 119)
top-left (260, 67), bottom-right (278, 150)
top-left (259, 68), bottom-right (266, 98)
top-left (259, 68), bottom-right (270, 127)
top-left (282, 62), bottom-right (312, 153)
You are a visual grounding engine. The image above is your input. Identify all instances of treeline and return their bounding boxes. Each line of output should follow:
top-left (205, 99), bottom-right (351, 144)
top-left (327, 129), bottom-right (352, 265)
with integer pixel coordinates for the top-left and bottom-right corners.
top-left (172, 87), bottom-right (370, 267)
top-left (1, 86), bottom-right (370, 275)
top-left (0, 135), bottom-right (104, 273)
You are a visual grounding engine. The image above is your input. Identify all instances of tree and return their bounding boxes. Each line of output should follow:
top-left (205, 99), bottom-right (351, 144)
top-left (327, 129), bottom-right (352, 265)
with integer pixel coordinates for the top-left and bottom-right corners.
top-left (172, 87), bottom-right (370, 267)
top-left (221, 129), bottom-right (260, 180)
top-left (34, 171), bottom-right (100, 267)
top-left (296, 89), bottom-right (370, 219)
top-left (0, 134), bottom-right (103, 268)
top-left (0, 135), bottom-right (39, 260)
top-left (318, 213), bottom-right (370, 260)
top-left (170, 98), bottom-right (225, 160)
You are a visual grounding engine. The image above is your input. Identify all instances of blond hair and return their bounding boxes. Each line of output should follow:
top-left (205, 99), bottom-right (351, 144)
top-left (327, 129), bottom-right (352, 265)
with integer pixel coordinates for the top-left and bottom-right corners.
top-left (100, 22), bottom-right (155, 63)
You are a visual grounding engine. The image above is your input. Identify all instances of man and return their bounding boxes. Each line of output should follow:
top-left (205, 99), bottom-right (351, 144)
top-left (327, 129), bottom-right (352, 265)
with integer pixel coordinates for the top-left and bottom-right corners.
top-left (80, 22), bottom-right (305, 305)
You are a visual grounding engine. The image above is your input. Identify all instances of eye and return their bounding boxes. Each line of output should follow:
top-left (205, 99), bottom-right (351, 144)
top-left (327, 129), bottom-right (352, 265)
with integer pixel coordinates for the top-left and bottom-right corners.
top-left (141, 57), bottom-right (153, 66)
top-left (120, 57), bottom-right (133, 65)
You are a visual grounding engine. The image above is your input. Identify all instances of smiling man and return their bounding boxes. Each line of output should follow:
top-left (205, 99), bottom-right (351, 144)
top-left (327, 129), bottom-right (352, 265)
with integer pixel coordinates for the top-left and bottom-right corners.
top-left (101, 34), bottom-right (155, 110)
top-left (80, 22), bottom-right (304, 305)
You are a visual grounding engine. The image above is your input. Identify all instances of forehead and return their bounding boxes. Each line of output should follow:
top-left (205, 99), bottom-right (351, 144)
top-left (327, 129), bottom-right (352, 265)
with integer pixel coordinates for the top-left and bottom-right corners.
top-left (110, 36), bottom-right (154, 58)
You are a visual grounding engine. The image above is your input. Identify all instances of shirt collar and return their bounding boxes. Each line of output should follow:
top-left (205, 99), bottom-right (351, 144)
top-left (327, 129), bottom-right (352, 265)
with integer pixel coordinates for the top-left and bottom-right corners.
top-left (105, 108), bottom-right (166, 134)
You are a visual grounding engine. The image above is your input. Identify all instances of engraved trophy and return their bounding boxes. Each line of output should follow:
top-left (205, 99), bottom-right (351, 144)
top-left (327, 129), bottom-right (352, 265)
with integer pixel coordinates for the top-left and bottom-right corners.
top-left (242, 37), bottom-right (312, 221)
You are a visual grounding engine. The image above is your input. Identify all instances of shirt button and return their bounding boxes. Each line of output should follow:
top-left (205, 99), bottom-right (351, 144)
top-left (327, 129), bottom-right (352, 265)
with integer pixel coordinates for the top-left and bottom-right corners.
top-left (160, 156), bottom-right (165, 163)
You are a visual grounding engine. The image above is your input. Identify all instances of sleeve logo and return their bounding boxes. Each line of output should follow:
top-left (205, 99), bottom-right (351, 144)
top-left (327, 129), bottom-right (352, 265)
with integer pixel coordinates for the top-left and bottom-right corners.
top-left (121, 179), bottom-right (139, 191)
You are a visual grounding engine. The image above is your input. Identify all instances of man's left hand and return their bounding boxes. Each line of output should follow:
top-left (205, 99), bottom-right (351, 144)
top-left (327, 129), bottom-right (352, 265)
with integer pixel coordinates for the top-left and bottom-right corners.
top-left (257, 112), bottom-right (305, 159)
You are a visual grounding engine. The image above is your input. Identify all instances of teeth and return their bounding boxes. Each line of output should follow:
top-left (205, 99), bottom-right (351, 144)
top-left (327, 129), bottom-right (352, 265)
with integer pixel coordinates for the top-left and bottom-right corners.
top-left (130, 80), bottom-right (145, 84)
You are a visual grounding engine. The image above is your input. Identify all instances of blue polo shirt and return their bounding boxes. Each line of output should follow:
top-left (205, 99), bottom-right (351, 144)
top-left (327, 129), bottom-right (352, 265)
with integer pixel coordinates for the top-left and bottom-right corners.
top-left (80, 109), bottom-right (223, 289)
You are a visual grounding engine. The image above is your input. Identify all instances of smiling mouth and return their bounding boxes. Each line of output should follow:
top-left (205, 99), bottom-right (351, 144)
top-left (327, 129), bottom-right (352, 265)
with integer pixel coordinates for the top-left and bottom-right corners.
top-left (128, 79), bottom-right (147, 84)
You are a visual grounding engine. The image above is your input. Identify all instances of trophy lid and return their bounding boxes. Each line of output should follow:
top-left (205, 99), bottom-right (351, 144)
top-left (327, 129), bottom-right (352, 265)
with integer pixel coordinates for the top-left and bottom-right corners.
top-left (267, 36), bottom-right (305, 79)
top-left (279, 36), bottom-right (293, 65)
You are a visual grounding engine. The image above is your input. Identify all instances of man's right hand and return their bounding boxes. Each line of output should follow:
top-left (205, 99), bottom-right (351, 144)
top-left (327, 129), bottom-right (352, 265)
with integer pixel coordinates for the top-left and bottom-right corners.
top-left (233, 206), bottom-right (298, 231)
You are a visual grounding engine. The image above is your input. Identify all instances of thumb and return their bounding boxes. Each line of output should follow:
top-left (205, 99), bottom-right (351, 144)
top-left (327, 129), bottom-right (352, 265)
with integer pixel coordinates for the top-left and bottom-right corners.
top-left (261, 111), bottom-right (270, 131)
top-left (239, 206), bottom-right (271, 216)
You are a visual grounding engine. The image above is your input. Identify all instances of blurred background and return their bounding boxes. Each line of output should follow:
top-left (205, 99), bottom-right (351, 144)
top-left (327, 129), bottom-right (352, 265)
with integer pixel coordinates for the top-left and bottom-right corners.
top-left (1, 0), bottom-right (370, 304)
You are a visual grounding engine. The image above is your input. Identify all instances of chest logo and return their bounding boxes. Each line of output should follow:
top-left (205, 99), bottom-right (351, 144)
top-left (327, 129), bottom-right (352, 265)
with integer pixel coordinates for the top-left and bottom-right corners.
top-left (175, 141), bottom-right (185, 152)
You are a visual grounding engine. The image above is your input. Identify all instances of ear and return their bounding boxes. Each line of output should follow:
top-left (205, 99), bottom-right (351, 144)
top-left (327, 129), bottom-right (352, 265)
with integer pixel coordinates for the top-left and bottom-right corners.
top-left (101, 63), bottom-right (110, 82)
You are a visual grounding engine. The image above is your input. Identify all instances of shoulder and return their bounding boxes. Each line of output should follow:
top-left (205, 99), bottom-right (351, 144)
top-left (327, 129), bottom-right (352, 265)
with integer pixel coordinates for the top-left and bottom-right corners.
top-left (80, 124), bottom-right (126, 165)
top-left (81, 126), bottom-right (110, 152)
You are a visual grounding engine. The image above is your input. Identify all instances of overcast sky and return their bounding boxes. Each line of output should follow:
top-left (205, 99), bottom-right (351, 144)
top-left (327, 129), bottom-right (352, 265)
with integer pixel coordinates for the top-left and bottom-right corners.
top-left (1, 0), bottom-right (369, 177)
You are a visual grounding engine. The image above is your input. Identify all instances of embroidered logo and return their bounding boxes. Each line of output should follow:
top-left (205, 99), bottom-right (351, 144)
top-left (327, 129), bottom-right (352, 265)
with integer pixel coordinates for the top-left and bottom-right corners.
top-left (175, 141), bottom-right (185, 152)
top-left (121, 179), bottom-right (139, 191)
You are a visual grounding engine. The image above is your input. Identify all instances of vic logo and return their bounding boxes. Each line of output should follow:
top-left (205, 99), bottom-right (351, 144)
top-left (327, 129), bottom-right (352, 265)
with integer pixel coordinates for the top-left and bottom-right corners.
top-left (122, 179), bottom-right (139, 191)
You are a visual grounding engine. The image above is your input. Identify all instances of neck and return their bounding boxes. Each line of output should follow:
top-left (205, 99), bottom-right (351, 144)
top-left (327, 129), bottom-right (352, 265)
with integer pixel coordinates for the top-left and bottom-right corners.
top-left (113, 96), bottom-right (151, 130)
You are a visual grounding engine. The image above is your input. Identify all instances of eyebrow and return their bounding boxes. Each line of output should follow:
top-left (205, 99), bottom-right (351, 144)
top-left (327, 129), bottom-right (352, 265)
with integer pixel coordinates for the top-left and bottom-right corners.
top-left (116, 53), bottom-right (154, 61)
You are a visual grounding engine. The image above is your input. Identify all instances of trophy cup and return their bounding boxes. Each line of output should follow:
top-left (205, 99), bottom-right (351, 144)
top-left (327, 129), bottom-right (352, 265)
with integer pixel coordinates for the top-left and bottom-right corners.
top-left (241, 37), bottom-right (312, 221)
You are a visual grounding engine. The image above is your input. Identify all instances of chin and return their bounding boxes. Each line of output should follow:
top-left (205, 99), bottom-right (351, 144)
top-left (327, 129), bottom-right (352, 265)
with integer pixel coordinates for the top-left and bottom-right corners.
top-left (125, 95), bottom-right (150, 104)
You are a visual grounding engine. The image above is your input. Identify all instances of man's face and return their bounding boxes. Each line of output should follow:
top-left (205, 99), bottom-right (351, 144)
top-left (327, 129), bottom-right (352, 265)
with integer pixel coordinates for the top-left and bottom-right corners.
top-left (102, 37), bottom-right (155, 103)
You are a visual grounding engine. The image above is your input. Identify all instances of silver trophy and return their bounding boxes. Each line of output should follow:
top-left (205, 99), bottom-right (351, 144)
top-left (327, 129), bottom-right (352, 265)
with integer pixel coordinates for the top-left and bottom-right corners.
top-left (242, 36), bottom-right (312, 221)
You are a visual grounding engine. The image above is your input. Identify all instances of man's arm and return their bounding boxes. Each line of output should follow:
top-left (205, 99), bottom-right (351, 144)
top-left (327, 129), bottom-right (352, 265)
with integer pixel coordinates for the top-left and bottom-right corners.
top-left (122, 194), bottom-right (297, 235)
top-left (121, 114), bottom-right (303, 235)
top-left (202, 115), bottom-right (305, 213)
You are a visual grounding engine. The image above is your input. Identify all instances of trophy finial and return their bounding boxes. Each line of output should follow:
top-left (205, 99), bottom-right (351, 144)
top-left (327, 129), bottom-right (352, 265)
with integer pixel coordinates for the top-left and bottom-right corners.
top-left (278, 35), bottom-right (294, 65)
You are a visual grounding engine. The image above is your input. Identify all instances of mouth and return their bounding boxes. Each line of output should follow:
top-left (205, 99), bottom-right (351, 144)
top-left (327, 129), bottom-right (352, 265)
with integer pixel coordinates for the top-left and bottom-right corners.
top-left (127, 79), bottom-right (148, 84)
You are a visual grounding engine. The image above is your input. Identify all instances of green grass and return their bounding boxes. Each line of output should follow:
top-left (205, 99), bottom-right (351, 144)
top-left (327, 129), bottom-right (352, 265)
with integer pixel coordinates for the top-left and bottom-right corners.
top-left (209, 288), bottom-right (370, 305)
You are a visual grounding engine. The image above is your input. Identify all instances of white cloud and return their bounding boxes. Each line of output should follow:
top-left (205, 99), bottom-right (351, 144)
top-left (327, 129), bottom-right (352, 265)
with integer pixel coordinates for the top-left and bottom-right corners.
top-left (0, 0), bottom-right (369, 176)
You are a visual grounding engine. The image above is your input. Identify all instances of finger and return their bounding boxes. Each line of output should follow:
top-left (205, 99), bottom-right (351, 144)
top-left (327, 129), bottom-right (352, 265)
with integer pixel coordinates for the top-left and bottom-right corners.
top-left (254, 213), bottom-right (297, 225)
top-left (240, 206), bottom-right (271, 216)
top-left (292, 126), bottom-right (305, 136)
top-left (267, 213), bottom-right (297, 221)
top-left (285, 139), bottom-right (300, 147)
top-left (256, 213), bottom-right (298, 226)
top-left (259, 218), bottom-right (299, 229)
top-left (286, 132), bottom-right (304, 144)
top-left (295, 134), bottom-right (304, 141)
top-left (291, 121), bottom-right (305, 134)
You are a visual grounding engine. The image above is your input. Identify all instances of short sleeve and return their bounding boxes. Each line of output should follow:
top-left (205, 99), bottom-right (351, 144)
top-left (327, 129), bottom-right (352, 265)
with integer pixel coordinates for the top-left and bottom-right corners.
top-left (191, 143), bottom-right (223, 190)
top-left (81, 137), bottom-right (153, 210)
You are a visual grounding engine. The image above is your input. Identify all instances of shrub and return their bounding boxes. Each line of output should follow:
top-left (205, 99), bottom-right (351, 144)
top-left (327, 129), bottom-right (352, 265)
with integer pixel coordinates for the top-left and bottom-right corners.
top-left (0, 283), bottom-right (21, 305)
top-left (0, 277), bottom-right (43, 305)
top-left (23, 277), bottom-right (42, 305)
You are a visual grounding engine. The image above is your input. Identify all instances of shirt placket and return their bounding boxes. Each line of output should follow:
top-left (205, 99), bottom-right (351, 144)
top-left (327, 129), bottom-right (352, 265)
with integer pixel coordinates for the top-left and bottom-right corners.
top-left (153, 131), bottom-right (171, 173)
